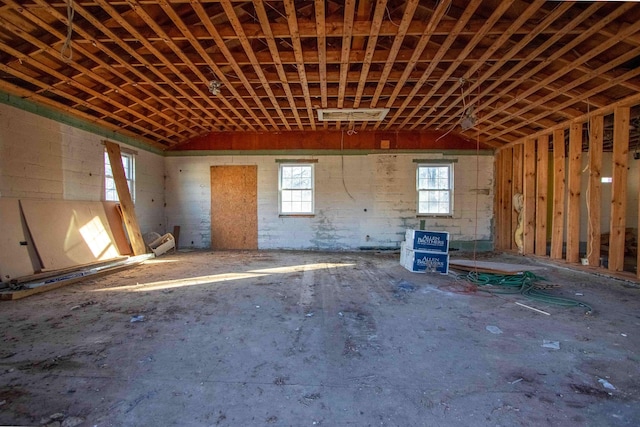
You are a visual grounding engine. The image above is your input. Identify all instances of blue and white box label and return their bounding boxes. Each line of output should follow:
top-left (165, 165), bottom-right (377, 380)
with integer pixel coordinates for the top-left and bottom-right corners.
top-left (405, 230), bottom-right (449, 253)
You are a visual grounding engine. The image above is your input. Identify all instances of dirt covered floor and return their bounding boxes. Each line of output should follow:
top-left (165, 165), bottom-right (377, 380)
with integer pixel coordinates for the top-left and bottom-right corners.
top-left (1, 250), bottom-right (639, 426)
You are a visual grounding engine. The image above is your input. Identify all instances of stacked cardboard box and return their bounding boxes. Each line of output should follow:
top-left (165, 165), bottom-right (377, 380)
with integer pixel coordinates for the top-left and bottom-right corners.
top-left (400, 230), bottom-right (449, 274)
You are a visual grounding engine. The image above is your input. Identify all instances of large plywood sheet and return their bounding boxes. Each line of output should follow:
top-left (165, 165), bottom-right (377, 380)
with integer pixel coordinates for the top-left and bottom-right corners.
top-left (21, 199), bottom-right (121, 270)
top-left (0, 198), bottom-right (35, 281)
top-left (210, 166), bottom-right (258, 250)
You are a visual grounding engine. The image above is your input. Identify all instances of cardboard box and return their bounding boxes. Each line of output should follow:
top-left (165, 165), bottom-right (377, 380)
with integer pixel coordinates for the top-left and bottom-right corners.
top-left (405, 229), bottom-right (449, 253)
top-left (400, 247), bottom-right (449, 274)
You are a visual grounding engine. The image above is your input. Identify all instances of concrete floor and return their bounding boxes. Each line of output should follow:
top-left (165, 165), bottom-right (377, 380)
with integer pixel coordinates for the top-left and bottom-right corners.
top-left (1, 250), bottom-right (639, 426)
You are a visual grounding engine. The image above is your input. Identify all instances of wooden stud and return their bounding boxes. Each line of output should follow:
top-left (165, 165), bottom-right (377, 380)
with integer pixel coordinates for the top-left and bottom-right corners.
top-left (511, 145), bottom-right (523, 251)
top-left (493, 151), bottom-right (502, 250)
top-left (566, 123), bottom-right (583, 263)
top-left (501, 148), bottom-right (514, 250)
top-left (523, 138), bottom-right (536, 254)
top-left (587, 115), bottom-right (603, 267)
top-left (550, 129), bottom-right (566, 260)
top-left (535, 135), bottom-right (549, 256)
top-left (104, 141), bottom-right (146, 256)
top-left (608, 107), bottom-right (630, 272)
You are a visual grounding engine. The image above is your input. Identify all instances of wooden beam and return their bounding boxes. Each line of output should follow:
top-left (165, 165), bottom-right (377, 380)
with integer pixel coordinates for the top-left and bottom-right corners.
top-left (586, 115), bottom-right (603, 267)
top-left (377, 0), bottom-right (453, 128)
top-left (501, 148), bottom-right (514, 250)
top-left (128, 0), bottom-right (261, 131)
top-left (67, 0), bottom-right (228, 133)
top-left (523, 138), bottom-right (536, 254)
top-left (219, 0), bottom-right (290, 130)
top-left (494, 150), bottom-right (502, 250)
top-left (477, 4), bottom-right (640, 139)
top-left (314, 0), bottom-right (328, 112)
top-left (255, 0), bottom-right (303, 129)
top-left (435, 1), bottom-right (591, 131)
top-left (497, 92), bottom-right (640, 153)
top-left (422, 0), bottom-right (552, 130)
top-left (368, 0), bottom-right (419, 108)
top-left (566, 123), bottom-right (582, 263)
top-left (512, 145), bottom-right (523, 251)
top-left (283, 0), bottom-right (317, 130)
top-left (104, 141), bottom-right (146, 256)
top-left (550, 129), bottom-right (566, 260)
top-left (608, 107), bottom-right (630, 272)
top-left (353, 0), bottom-right (387, 108)
top-left (535, 135), bottom-right (549, 256)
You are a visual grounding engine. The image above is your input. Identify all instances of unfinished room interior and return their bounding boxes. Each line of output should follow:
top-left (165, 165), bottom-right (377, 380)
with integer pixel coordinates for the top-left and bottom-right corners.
top-left (1, 0), bottom-right (640, 425)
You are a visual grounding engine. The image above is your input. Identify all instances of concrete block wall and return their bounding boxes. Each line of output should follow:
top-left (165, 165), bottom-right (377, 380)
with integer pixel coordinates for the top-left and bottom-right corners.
top-left (0, 102), bottom-right (165, 235)
top-left (164, 152), bottom-right (494, 250)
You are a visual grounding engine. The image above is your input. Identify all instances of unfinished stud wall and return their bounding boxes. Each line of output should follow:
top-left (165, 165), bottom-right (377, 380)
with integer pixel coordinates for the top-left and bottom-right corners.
top-left (164, 153), bottom-right (494, 250)
top-left (0, 103), bottom-right (165, 235)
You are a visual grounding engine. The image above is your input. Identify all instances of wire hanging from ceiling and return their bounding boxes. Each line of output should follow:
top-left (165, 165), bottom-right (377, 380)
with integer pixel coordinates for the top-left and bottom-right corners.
top-left (61, 0), bottom-right (75, 63)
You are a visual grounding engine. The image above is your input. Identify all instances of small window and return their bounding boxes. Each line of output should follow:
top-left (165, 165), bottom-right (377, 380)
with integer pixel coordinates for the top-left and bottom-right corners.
top-left (279, 164), bottom-right (314, 214)
top-left (417, 164), bottom-right (453, 215)
top-left (105, 151), bottom-right (135, 202)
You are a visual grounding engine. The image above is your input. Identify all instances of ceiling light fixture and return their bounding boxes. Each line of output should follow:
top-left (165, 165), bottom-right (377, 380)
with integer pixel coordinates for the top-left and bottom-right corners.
top-left (317, 108), bottom-right (389, 122)
top-left (208, 80), bottom-right (221, 96)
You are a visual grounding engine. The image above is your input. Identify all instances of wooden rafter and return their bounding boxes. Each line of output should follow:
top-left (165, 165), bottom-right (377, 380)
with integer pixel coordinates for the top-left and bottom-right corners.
top-left (124, 0), bottom-right (262, 131)
top-left (254, 0), bottom-right (303, 129)
top-left (283, 0), bottom-right (316, 130)
top-left (219, 0), bottom-right (289, 130)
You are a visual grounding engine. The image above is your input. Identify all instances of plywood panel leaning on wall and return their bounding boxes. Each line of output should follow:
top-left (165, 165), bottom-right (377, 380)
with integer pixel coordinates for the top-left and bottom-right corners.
top-left (20, 200), bottom-right (121, 271)
top-left (0, 198), bottom-right (36, 281)
top-left (104, 140), bottom-right (146, 256)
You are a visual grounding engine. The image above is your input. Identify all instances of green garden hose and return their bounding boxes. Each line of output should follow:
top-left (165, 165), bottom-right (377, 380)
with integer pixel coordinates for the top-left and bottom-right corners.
top-left (466, 271), bottom-right (593, 314)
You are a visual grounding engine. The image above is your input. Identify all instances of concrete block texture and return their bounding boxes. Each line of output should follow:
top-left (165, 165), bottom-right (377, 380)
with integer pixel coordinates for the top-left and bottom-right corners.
top-left (0, 103), bottom-right (165, 236)
top-left (165, 153), bottom-right (494, 250)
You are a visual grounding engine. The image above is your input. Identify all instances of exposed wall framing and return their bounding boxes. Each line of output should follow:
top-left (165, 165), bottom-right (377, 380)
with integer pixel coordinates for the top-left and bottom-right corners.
top-left (495, 95), bottom-right (640, 280)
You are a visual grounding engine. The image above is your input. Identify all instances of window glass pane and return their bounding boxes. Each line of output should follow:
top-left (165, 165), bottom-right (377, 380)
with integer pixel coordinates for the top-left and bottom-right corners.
top-left (417, 164), bottom-right (452, 214)
top-left (280, 164), bottom-right (314, 214)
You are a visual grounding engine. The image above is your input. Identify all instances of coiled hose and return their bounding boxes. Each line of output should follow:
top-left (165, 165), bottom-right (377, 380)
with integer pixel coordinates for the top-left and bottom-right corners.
top-left (465, 271), bottom-right (593, 314)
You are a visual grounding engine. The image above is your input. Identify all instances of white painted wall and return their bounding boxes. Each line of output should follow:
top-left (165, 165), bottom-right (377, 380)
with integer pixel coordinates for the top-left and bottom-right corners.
top-left (0, 103), bottom-right (165, 235)
top-left (164, 153), bottom-right (494, 250)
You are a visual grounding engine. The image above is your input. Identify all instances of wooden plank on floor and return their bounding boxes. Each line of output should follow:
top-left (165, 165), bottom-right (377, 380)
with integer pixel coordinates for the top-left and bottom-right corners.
top-left (449, 259), bottom-right (546, 275)
top-left (609, 106), bottom-right (630, 272)
top-left (104, 140), bottom-right (146, 256)
top-left (535, 135), bottom-right (549, 256)
top-left (550, 129), bottom-right (566, 260)
top-left (566, 123), bottom-right (583, 263)
top-left (523, 138), bottom-right (536, 254)
top-left (587, 114), bottom-right (603, 267)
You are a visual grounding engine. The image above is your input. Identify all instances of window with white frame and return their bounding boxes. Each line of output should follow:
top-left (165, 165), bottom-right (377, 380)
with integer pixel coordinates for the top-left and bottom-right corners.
top-left (279, 164), bottom-right (314, 214)
top-left (105, 151), bottom-right (135, 202)
top-left (417, 163), bottom-right (453, 215)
